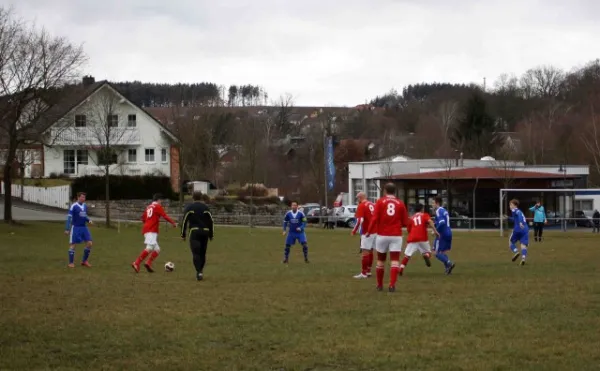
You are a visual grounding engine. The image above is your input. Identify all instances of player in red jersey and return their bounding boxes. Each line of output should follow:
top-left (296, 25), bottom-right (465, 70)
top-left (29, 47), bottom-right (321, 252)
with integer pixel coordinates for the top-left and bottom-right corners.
top-left (131, 193), bottom-right (177, 273)
top-left (351, 192), bottom-right (376, 279)
top-left (400, 203), bottom-right (439, 276)
top-left (366, 183), bottom-right (409, 292)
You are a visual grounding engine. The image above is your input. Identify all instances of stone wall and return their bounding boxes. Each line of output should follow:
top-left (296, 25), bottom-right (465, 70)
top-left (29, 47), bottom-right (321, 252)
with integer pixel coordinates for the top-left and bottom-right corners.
top-left (87, 199), bottom-right (288, 226)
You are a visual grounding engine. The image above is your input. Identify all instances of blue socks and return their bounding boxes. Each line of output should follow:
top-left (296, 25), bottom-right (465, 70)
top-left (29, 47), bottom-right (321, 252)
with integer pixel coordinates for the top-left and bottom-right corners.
top-left (284, 245), bottom-right (291, 260)
top-left (521, 247), bottom-right (528, 258)
top-left (82, 247), bottom-right (91, 262)
top-left (302, 244), bottom-right (308, 260)
top-left (68, 248), bottom-right (75, 264)
top-left (436, 253), bottom-right (450, 267)
top-left (510, 243), bottom-right (518, 253)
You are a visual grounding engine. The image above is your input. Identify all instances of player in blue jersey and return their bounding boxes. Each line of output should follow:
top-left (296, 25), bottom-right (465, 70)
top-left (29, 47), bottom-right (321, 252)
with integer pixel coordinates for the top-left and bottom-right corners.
top-left (64, 192), bottom-right (93, 268)
top-left (433, 197), bottom-right (455, 275)
top-left (282, 201), bottom-right (309, 264)
top-left (509, 199), bottom-right (529, 266)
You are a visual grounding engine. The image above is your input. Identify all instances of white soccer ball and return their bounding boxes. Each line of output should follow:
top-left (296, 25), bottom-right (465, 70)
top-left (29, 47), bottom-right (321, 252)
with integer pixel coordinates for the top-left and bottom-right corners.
top-left (164, 261), bottom-right (175, 272)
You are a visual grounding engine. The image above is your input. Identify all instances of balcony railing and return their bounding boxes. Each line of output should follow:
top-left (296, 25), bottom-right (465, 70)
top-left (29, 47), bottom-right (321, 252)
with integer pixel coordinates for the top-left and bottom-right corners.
top-left (49, 127), bottom-right (140, 146)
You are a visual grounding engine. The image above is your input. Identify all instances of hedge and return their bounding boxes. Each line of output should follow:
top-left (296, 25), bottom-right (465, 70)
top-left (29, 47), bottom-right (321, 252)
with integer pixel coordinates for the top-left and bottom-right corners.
top-left (71, 175), bottom-right (177, 200)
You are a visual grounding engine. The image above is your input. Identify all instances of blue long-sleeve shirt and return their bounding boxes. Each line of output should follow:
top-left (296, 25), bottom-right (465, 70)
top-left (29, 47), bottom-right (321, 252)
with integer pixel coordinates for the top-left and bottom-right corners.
top-left (435, 207), bottom-right (451, 237)
top-left (512, 208), bottom-right (529, 233)
top-left (283, 210), bottom-right (306, 233)
top-left (529, 205), bottom-right (546, 223)
top-left (65, 202), bottom-right (90, 230)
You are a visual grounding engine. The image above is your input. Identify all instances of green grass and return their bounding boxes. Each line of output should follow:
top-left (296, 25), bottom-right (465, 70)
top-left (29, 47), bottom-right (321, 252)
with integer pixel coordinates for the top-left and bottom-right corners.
top-left (1, 223), bottom-right (599, 371)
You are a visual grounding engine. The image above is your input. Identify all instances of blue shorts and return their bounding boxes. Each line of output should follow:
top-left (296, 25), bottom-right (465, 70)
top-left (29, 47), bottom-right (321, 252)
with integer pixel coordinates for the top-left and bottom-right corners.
top-left (286, 232), bottom-right (307, 246)
top-left (510, 231), bottom-right (529, 246)
top-left (70, 226), bottom-right (92, 244)
top-left (434, 235), bottom-right (452, 252)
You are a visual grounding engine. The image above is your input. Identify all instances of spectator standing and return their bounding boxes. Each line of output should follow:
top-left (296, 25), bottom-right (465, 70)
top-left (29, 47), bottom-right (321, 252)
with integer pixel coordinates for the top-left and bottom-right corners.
top-left (529, 200), bottom-right (547, 242)
top-left (593, 209), bottom-right (600, 234)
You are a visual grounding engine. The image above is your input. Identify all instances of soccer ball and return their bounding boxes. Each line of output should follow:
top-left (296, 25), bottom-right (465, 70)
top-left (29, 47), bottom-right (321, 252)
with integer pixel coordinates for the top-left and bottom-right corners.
top-left (164, 262), bottom-right (175, 272)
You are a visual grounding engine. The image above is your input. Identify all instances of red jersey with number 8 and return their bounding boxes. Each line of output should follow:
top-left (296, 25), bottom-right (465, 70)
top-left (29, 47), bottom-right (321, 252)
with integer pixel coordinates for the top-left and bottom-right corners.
top-left (407, 212), bottom-right (431, 243)
top-left (142, 202), bottom-right (176, 234)
top-left (367, 195), bottom-right (409, 237)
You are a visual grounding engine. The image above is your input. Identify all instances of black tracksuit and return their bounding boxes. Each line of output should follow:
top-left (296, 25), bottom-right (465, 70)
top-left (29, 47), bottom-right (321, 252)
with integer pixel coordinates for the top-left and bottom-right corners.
top-left (180, 201), bottom-right (214, 275)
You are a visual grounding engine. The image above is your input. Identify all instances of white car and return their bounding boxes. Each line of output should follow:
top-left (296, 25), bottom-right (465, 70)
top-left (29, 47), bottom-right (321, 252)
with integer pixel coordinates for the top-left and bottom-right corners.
top-left (334, 205), bottom-right (358, 228)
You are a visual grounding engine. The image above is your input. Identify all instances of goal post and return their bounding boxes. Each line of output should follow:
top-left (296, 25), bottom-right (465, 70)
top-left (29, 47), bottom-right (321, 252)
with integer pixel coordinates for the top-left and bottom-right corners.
top-left (499, 188), bottom-right (600, 237)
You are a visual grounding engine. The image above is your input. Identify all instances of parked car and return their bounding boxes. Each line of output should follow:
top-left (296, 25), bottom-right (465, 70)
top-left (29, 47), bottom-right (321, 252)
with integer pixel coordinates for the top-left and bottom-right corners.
top-left (305, 207), bottom-right (324, 224)
top-left (570, 210), bottom-right (594, 228)
top-left (450, 210), bottom-right (471, 229)
top-left (545, 211), bottom-right (562, 225)
top-left (334, 205), bottom-right (357, 228)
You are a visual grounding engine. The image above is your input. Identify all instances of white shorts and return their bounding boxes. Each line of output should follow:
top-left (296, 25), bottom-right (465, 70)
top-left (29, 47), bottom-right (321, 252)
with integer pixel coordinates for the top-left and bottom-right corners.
top-left (405, 242), bottom-right (431, 257)
top-left (375, 236), bottom-right (403, 254)
top-left (144, 232), bottom-right (159, 246)
top-left (360, 234), bottom-right (376, 250)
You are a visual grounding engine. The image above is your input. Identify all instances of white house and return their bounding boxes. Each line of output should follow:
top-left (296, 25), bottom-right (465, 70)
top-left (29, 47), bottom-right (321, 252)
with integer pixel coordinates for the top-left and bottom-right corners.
top-left (14, 77), bottom-right (181, 190)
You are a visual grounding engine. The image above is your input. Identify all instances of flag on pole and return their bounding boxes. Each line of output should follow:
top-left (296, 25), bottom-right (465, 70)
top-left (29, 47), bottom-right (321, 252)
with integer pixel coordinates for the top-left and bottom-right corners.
top-left (326, 136), bottom-right (335, 191)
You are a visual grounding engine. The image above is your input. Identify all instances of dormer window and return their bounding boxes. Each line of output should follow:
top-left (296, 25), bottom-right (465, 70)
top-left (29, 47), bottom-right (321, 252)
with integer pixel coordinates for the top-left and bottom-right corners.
top-left (75, 115), bottom-right (86, 127)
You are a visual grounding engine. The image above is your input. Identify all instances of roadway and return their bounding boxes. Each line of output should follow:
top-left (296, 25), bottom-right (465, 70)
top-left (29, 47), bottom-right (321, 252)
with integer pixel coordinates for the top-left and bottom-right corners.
top-left (0, 199), bottom-right (66, 221)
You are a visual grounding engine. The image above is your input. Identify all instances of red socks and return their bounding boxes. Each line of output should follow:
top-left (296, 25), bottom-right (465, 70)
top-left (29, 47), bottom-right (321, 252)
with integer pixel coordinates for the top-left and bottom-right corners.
top-left (135, 249), bottom-right (149, 265)
top-left (147, 251), bottom-right (159, 266)
top-left (401, 256), bottom-right (410, 268)
top-left (390, 265), bottom-right (400, 288)
top-left (367, 251), bottom-right (374, 273)
top-left (361, 254), bottom-right (370, 275)
top-left (376, 265), bottom-right (384, 288)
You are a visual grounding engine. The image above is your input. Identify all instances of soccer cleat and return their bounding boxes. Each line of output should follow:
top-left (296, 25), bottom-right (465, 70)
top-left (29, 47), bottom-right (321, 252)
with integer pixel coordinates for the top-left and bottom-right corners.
top-left (366, 272), bottom-right (372, 277)
top-left (376, 286), bottom-right (383, 292)
top-left (282, 259), bottom-right (289, 264)
top-left (511, 252), bottom-right (521, 262)
top-left (144, 263), bottom-right (154, 273)
top-left (353, 273), bottom-right (368, 279)
top-left (81, 261), bottom-right (91, 268)
top-left (388, 286), bottom-right (396, 293)
top-left (305, 259), bottom-right (310, 264)
top-left (131, 262), bottom-right (140, 273)
top-left (197, 273), bottom-right (204, 281)
top-left (446, 263), bottom-right (456, 275)
top-left (398, 268), bottom-right (404, 277)
top-left (423, 253), bottom-right (432, 267)
top-left (520, 260), bottom-right (526, 266)
top-left (68, 263), bottom-right (75, 268)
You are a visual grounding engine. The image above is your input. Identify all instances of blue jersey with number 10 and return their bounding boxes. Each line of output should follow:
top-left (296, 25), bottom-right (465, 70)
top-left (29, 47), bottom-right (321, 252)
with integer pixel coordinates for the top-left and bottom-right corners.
top-left (435, 206), bottom-right (452, 237)
top-left (283, 210), bottom-right (306, 233)
top-left (512, 208), bottom-right (529, 233)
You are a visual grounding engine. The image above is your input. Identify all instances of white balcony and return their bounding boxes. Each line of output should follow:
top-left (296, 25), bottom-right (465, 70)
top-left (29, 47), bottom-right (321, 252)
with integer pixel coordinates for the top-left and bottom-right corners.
top-left (76, 163), bottom-right (168, 177)
top-left (50, 127), bottom-right (140, 146)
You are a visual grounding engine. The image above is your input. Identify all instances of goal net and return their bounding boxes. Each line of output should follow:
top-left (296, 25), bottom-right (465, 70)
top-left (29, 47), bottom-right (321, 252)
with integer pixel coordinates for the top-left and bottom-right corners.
top-left (499, 188), bottom-right (600, 236)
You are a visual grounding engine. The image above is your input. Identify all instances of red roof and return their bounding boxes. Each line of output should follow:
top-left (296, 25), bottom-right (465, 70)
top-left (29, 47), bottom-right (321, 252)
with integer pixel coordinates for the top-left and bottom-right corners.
top-left (382, 167), bottom-right (577, 180)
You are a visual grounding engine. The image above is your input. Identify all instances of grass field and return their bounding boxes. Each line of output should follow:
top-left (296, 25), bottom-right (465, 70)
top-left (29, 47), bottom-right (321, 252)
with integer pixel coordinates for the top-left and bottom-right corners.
top-left (1, 223), bottom-right (599, 371)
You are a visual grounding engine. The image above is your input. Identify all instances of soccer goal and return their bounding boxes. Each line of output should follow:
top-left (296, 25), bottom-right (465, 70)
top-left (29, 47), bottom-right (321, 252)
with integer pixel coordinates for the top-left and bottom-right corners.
top-left (499, 188), bottom-right (600, 237)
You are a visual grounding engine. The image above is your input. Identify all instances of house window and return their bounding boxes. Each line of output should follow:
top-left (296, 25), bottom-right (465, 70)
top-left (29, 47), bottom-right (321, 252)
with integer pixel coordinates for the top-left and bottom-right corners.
top-left (76, 150), bottom-right (88, 166)
top-left (127, 114), bottom-right (136, 127)
top-left (107, 114), bottom-right (119, 127)
top-left (98, 149), bottom-right (118, 165)
top-left (128, 149), bottom-right (137, 163)
top-left (63, 150), bottom-right (75, 174)
top-left (352, 179), bottom-right (364, 199)
top-left (145, 148), bottom-right (155, 163)
top-left (367, 180), bottom-right (379, 202)
top-left (575, 199), bottom-right (593, 211)
top-left (75, 115), bottom-right (86, 127)
top-left (161, 148), bottom-right (167, 163)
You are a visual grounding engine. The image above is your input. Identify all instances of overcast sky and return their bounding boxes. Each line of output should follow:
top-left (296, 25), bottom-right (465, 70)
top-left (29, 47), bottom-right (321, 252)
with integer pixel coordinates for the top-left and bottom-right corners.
top-left (4, 0), bottom-right (600, 106)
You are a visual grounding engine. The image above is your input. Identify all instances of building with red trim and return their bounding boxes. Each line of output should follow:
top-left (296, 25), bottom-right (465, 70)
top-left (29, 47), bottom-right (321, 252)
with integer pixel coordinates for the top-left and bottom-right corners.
top-left (348, 156), bottom-right (591, 225)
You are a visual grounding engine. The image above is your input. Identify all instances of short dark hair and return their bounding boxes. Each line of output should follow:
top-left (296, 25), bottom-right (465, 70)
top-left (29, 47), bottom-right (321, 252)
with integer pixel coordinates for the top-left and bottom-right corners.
top-left (192, 192), bottom-right (203, 201)
top-left (290, 200), bottom-right (298, 206)
top-left (384, 183), bottom-right (396, 195)
top-left (434, 197), bottom-right (443, 206)
top-left (414, 203), bottom-right (424, 212)
top-left (510, 199), bottom-right (520, 207)
top-left (76, 192), bottom-right (86, 197)
top-left (153, 193), bottom-right (163, 201)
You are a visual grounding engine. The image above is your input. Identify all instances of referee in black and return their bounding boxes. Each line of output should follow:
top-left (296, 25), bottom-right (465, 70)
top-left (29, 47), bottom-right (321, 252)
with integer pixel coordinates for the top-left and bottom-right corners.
top-left (180, 192), bottom-right (214, 281)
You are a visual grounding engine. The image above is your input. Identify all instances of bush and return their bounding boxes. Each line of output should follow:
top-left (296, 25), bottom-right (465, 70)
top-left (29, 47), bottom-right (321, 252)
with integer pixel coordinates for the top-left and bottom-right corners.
top-left (237, 185), bottom-right (268, 198)
top-left (71, 175), bottom-right (176, 200)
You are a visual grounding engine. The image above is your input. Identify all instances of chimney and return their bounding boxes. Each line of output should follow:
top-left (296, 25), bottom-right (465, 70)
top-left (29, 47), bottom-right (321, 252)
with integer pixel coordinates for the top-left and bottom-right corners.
top-left (82, 75), bottom-right (95, 86)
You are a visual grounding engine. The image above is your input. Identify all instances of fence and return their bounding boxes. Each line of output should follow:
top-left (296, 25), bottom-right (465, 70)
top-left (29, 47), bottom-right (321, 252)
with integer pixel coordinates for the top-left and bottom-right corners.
top-left (1, 181), bottom-right (71, 210)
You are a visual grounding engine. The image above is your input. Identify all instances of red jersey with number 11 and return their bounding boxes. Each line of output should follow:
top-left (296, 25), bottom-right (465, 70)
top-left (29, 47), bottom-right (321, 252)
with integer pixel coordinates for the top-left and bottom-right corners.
top-left (367, 196), bottom-right (409, 237)
top-left (407, 212), bottom-right (431, 243)
top-left (141, 202), bottom-right (176, 234)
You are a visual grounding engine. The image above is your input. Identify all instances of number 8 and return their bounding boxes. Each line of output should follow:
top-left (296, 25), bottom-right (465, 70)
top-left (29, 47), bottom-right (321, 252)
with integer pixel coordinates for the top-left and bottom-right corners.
top-left (386, 203), bottom-right (396, 216)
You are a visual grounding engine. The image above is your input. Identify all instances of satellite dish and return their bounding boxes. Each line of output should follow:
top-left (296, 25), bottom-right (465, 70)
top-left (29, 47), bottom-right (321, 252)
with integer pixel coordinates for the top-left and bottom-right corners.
top-left (480, 156), bottom-right (495, 161)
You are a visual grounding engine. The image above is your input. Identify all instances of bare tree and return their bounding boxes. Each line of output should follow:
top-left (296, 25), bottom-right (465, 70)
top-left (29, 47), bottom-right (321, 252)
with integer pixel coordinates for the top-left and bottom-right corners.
top-left (79, 89), bottom-right (137, 226)
top-left (520, 66), bottom-right (565, 99)
top-left (581, 102), bottom-right (600, 185)
top-left (0, 7), bottom-right (86, 222)
top-left (272, 93), bottom-right (294, 137)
